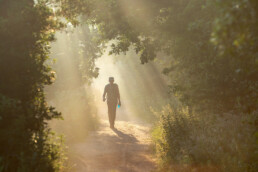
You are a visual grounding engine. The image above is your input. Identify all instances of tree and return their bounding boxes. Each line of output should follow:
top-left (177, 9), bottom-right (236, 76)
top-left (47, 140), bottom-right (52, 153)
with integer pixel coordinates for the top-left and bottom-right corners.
top-left (59, 0), bottom-right (258, 113)
top-left (0, 0), bottom-right (64, 171)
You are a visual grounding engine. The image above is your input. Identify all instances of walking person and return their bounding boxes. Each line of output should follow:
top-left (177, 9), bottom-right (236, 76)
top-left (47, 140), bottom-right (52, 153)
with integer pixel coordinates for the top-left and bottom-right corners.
top-left (103, 77), bottom-right (121, 129)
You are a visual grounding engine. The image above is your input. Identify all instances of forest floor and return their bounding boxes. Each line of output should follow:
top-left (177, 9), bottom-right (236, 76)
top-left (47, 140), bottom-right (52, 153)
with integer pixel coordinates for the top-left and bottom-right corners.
top-left (68, 120), bottom-right (157, 172)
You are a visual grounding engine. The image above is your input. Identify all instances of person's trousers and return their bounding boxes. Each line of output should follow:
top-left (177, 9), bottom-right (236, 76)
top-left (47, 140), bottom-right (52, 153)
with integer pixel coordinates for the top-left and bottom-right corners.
top-left (107, 102), bottom-right (117, 127)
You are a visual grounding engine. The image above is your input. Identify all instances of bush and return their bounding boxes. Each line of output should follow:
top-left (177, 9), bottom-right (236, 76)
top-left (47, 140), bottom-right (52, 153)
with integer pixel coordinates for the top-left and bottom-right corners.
top-left (0, 1), bottom-right (65, 171)
top-left (0, 95), bottom-right (65, 172)
top-left (152, 105), bottom-right (258, 172)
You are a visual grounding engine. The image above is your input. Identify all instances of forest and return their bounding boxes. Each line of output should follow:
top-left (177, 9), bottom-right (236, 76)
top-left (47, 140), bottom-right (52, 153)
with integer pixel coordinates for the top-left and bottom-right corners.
top-left (0, 0), bottom-right (257, 172)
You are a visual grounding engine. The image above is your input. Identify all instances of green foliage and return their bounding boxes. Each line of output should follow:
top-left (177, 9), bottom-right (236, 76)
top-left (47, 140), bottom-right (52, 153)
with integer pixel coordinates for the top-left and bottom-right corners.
top-left (0, 0), bottom-right (65, 171)
top-left (59, 0), bottom-right (257, 113)
top-left (1, 0), bottom-right (257, 171)
top-left (211, 0), bottom-right (258, 112)
top-left (64, 24), bottom-right (101, 84)
top-left (58, 2), bottom-right (257, 170)
top-left (152, 105), bottom-right (258, 172)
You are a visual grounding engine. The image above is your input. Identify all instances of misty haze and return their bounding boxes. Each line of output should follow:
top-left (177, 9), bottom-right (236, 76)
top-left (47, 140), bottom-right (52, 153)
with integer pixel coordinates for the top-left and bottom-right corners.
top-left (0, 1), bottom-right (257, 172)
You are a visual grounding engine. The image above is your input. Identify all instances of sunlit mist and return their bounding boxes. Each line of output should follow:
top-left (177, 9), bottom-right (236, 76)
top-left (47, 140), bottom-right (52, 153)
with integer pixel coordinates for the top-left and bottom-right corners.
top-left (92, 49), bottom-right (169, 122)
top-left (46, 25), bottom-right (169, 143)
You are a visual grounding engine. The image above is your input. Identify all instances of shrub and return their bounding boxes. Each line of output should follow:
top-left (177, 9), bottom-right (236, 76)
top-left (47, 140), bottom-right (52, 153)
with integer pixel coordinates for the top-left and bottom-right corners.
top-left (0, 94), bottom-right (65, 172)
top-left (0, 1), bottom-right (65, 171)
top-left (152, 105), bottom-right (258, 172)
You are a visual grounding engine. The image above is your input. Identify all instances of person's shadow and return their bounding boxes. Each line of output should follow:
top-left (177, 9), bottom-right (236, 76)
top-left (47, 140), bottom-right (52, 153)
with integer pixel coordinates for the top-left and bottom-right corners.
top-left (111, 128), bottom-right (138, 143)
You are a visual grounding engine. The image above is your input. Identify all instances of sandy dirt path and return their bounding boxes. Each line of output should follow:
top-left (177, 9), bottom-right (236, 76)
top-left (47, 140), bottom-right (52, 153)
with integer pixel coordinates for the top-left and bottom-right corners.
top-left (68, 120), bottom-right (157, 172)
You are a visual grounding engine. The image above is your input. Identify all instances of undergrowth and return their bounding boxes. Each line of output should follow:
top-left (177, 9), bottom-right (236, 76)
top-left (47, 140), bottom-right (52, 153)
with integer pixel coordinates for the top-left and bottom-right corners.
top-left (152, 105), bottom-right (258, 172)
